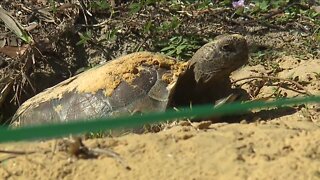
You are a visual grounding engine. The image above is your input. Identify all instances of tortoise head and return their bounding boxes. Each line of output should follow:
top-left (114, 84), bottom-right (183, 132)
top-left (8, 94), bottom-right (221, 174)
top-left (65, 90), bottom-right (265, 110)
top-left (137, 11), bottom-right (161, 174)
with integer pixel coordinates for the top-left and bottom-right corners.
top-left (188, 34), bottom-right (248, 84)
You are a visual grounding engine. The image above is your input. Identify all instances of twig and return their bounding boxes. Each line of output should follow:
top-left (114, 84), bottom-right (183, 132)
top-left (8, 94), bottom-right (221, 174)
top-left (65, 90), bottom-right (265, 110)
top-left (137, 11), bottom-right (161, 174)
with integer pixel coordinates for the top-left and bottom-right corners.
top-left (66, 137), bottom-right (131, 170)
top-left (78, 0), bottom-right (89, 26)
top-left (21, 71), bottom-right (36, 94)
top-left (90, 148), bottom-right (131, 170)
top-left (232, 75), bottom-right (313, 96)
top-left (0, 149), bottom-right (35, 155)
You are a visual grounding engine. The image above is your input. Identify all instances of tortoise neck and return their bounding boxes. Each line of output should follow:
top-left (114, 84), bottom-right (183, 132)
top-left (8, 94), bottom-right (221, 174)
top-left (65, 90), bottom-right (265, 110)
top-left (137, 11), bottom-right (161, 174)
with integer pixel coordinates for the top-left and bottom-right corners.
top-left (169, 67), bottom-right (196, 107)
top-left (169, 66), bottom-right (232, 107)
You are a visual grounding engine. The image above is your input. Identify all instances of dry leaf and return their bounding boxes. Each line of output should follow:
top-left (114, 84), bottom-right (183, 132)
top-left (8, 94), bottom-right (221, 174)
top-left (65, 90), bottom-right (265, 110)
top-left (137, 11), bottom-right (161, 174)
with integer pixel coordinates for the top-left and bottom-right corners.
top-left (0, 44), bottom-right (29, 58)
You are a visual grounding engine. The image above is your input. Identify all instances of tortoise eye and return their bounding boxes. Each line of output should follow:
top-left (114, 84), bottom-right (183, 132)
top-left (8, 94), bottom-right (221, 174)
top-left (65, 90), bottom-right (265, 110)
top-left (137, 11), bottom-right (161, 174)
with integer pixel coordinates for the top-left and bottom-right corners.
top-left (221, 44), bottom-right (235, 52)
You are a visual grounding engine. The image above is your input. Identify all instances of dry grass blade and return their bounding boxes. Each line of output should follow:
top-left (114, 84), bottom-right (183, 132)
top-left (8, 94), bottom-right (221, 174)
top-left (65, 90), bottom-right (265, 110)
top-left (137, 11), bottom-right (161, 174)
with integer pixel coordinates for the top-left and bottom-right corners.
top-left (0, 7), bottom-right (33, 43)
top-left (0, 76), bottom-right (13, 108)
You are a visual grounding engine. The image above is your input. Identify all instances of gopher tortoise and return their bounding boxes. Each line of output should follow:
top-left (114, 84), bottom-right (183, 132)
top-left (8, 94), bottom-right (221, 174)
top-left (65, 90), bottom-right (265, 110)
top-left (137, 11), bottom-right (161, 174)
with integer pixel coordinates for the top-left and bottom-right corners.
top-left (12, 34), bottom-right (248, 127)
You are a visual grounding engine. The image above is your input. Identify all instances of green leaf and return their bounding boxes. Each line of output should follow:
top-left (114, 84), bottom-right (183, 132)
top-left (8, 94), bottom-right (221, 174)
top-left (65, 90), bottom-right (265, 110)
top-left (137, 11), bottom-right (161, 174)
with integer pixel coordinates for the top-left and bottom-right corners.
top-left (166, 49), bottom-right (177, 56)
top-left (76, 30), bottom-right (92, 45)
top-left (176, 44), bottom-right (187, 54)
top-left (259, 1), bottom-right (269, 12)
top-left (143, 21), bottom-right (153, 34)
top-left (170, 16), bottom-right (181, 29)
top-left (0, 7), bottom-right (33, 44)
top-left (235, 6), bottom-right (244, 15)
top-left (129, 3), bottom-right (142, 14)
top-left (161, 46), bottom-right (174, 52)
top-left (90, 0), bottom-right (111, 10)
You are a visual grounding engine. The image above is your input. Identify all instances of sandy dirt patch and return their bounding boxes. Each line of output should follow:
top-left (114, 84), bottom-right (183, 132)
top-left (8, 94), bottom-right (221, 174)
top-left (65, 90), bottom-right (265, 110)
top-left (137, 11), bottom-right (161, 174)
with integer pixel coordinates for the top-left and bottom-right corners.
top-left (0, 56), bottom-right (320, 179)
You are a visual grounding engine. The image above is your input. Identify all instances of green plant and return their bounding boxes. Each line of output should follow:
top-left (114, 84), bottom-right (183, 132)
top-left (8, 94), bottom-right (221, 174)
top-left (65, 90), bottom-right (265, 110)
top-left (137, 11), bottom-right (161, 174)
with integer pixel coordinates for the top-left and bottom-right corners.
top-left (249, 49), bottom-right (280, 67)
top-left (48, 0), bottom-right (57, 13)
top-left (315, 30), bottom-right (320, 43)
top-left (250, 0), bottom-right (271, 13)
top-left (129, 0), bottom-right (157, 14)
top-left (219, 0), bottom-right (232, 6)
top-left (158, 16), bottom-right (181, 33)
top-left (104, 29), bottom-right (118, 42)
top-left (197, 0), bottom-right (213, 9)
top-left (143, 20), bottom-right (153, 34)
top-left (157, 36), bottom-right (201, 60)
top-left (90, 0), bottom-right (111, 11)
top-left (77, 30), bottom-right (93, 45)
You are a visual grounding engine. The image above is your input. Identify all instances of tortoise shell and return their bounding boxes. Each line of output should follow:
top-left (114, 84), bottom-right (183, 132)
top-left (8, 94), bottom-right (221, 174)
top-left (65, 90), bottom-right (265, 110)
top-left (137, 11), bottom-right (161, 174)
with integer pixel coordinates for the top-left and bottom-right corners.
top-left (12, 52), bottom-right (187, 126)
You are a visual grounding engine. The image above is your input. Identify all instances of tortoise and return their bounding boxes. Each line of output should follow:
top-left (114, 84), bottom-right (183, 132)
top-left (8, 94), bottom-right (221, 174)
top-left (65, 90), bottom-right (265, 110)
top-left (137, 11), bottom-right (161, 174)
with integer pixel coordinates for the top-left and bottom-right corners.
top-left (11, 34), bottom-right (248, 127)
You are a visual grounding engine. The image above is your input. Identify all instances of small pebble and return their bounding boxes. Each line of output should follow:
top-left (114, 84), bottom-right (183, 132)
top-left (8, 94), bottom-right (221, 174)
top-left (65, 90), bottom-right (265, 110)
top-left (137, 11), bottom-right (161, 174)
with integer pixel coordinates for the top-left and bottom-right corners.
top-left (260, 120), bottom-right (266, 124)
top-left (178, 121), bottom-right (191, 126)
top-left (195, 121), bottom-right (212, 130)
top-left (240, 119), bottom-right (248, 124)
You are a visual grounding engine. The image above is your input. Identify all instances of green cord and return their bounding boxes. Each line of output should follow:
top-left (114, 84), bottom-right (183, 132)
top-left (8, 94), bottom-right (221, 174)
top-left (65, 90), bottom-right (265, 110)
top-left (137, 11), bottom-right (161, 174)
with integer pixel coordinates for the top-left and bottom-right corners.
top-left (0, 96), bottom-right (319, 143)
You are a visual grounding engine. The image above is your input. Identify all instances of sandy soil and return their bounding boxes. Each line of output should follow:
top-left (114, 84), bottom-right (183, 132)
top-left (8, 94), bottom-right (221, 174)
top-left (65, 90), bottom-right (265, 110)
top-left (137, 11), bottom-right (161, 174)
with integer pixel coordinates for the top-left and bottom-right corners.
top-left (0, 56), bottom-right (320, 179)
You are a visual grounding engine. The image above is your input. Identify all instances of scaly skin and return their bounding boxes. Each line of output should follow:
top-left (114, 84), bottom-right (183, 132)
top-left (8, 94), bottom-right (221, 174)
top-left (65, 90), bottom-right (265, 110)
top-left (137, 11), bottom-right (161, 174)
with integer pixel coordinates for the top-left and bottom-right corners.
top-left (171, 34), bottom-right (248, 106)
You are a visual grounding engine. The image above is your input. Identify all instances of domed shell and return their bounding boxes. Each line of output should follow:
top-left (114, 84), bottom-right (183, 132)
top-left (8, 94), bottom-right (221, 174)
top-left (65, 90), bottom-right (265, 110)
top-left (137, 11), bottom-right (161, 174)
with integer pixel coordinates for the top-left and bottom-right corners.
top-left (12, 52), bottom-right (187, 126)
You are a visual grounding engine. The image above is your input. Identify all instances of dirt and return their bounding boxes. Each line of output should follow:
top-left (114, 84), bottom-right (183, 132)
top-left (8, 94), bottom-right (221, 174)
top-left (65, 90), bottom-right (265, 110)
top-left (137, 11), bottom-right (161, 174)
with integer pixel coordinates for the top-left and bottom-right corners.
top-left (1, 119), bottom-right (320, 180)
top-left (0, 1), bottom-right (320, 179)
top-left (1, 55), bottom-right (320, 179)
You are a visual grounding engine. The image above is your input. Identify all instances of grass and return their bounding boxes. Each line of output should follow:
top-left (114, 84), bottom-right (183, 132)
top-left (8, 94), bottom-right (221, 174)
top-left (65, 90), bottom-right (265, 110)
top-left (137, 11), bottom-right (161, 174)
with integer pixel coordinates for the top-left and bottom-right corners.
top-left (76, 0), bottom-right (319, 62)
